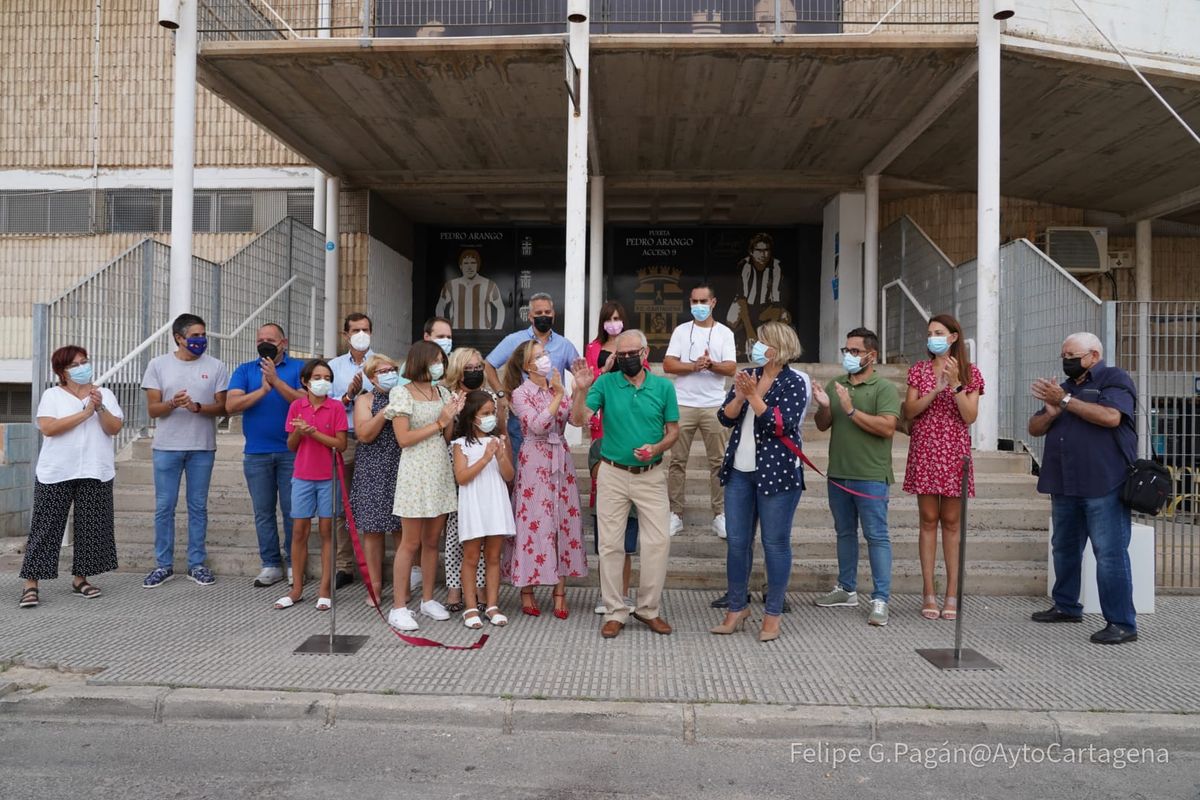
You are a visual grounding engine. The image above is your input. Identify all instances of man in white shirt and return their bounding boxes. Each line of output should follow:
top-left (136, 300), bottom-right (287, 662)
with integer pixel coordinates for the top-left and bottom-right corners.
top-left (663, 284), bottom-right (738, 538)
top-left (328, 312), bottom-right (375, 588)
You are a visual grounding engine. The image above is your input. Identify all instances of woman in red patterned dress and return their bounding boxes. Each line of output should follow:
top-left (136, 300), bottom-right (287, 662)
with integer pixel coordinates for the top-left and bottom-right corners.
top-left (901, 314), bottom-right (984, 621)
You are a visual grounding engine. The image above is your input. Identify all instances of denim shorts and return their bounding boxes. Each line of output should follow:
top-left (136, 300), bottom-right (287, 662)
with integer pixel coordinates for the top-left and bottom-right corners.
top-left (292, 477), bottom-right (334, 520)
top-left (592, 513), bottom-right (638, 556)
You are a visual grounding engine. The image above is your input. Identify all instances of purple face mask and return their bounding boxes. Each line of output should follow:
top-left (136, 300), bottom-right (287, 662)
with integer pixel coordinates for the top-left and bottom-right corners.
top-left (603, 319), bottom-right (624, 337)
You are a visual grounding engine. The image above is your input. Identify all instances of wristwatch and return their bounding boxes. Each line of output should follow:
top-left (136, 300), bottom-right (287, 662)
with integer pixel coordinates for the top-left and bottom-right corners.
top-left (495, 391), bottom-right (507, 399)
top-left (846, 408), bottom-right (857, 418)
top-left (1059, 395), bottom-right (1072, 409)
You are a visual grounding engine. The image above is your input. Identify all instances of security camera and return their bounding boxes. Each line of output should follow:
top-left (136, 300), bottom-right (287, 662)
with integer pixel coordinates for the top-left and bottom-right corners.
top-left (158, 0), bottom-right (180, 29)
top-left (993, 0), bottom-right (1015, 20)
top-left (567, 0), bottom-right (587, 23)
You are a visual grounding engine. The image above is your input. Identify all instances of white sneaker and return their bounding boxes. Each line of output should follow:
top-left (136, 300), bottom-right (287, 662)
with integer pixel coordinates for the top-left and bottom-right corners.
top-left (253, 567), bottom-right (283, 587)
top-left (594, 599), bottom-right (606, 614)
top-left (409, 567), bottom-right (423, 591)
top-left (419, 598), bottom-right (450, 620)
top-left (387, 606), bottom-right (419, 631)
top-left (711, 514), bottom-right (727, 539)
top-left (669, 513), bottom-right (683, 537)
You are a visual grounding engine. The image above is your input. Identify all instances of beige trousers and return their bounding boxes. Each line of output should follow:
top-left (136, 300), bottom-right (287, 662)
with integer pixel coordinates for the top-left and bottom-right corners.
top-left (667, 404), bottom-right (729, 517)
top-left (596, 461), bottom-right (671, 623)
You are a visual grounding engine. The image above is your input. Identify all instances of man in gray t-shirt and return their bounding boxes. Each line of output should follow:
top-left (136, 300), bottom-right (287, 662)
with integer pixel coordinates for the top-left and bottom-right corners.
top-left (140, 313), bottom-right (229, 589)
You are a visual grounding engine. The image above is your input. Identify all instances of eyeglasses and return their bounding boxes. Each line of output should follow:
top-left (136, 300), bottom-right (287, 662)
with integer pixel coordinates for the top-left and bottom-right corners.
top-left (615, 349), bottom-right (643, 358)
top-left (840, 347), bottom-right (870, 357)
top-left (464, 366), bottom-right (484, 372)
top-left (1061, 351), bottom-right (1089, 359)
top-left (375, 368), bottom-right (396, 376)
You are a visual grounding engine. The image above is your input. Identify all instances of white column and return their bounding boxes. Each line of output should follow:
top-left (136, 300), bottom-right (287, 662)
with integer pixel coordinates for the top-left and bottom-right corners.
top-left (564, 13), bottom-right (590, 357)
top-left (1135, 218), bottom-right (1152, 459)
top-left (323, 177), bottom-right (340, 358)
top-left (167, 0), bottom-right (198, 320)
top-left (587, 175), bottom-right (605, 339)
top-left (312, 169), bottom-right (326, 234)
top-left (974, 0), bottom-right (1002, 452)
top-left (318, 0), bottom-right (332, 37)
top-left (863, 173), bottom-right (880, 330)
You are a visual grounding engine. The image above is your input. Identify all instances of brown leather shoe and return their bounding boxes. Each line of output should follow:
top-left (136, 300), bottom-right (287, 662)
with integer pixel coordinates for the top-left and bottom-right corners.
top-left (631, 613), bottom-right (672, 635)
top-left (600, 620), bottom-right (624, 639)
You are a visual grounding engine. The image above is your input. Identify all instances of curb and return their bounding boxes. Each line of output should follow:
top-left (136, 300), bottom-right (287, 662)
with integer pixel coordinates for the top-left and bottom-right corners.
top-left (1, 685), bottom-right (1198, 751)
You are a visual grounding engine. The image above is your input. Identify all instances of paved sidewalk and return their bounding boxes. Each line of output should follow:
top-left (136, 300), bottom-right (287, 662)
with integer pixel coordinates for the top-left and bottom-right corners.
top-left (2, 570), bottom-right (1197, 716)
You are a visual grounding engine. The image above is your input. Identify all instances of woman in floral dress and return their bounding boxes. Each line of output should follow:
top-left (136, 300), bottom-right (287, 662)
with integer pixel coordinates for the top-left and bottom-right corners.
top-left (902, 314), bottom-right (984, 621)
top-left (500, 340), bottom-right (587, 619)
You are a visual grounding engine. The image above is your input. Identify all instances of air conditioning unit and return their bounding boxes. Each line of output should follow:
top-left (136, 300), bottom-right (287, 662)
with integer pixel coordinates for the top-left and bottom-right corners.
top-left (1043, 227), bottom-right (1109, 274)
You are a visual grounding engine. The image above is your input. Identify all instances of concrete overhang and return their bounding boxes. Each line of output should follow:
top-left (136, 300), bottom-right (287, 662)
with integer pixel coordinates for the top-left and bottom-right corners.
top-left (197, 34), bottom-right (1200, 225)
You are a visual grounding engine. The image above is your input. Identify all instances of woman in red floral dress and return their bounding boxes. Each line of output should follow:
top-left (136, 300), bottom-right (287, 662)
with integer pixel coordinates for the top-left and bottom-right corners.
top-left (902, 314), bottom-right (984, 621)
top-left (499, 340), bottom-right (587, 619)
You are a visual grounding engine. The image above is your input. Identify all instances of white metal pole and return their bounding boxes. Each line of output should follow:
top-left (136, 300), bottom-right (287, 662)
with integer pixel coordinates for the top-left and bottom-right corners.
top-left (323, 177), bottom-right (340, 358)
top-left (168, 0), bottom-right (198, 320)
top-left (318, 0), bottom-right (332, 37)
top-left (587, 175), bottom-right (605, 340)
top-left (564, 13), bottom-right (590, 358)
top-left (863, 173), bottom-right (880, 331)
top-left (974, 0), bottom-right (1001, 452)
top-left (312, 169), bottom-right (326, 234)
top-left (1135, 218), bottom-right (1152, 459)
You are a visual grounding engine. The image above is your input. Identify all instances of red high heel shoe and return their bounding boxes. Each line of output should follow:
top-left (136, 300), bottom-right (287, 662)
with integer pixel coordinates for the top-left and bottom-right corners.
top-left (520, 588), bottom-right (540, 617)
top-left (553, 589), bottom-right (569, 620)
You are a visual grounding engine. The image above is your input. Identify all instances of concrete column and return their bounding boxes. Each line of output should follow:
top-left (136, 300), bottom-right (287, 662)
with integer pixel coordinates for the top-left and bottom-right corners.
top-left (323, 177), bottom-right (340, 358)
top-left (1135, 218), bottom-right (1152, 458)
top-left (863, 173), bottom-right (880, 330)
top-left (167, 0), bottom-right (198, 319)
top-left (312, 169), bottom-right (326, 235)
top-left (318, 0), bottom-right (332, 37)
top-left (974, 0), bottom-right (1002, 452)
top-left (588, 175), bottom-right (605, 339)
top-left (564, 12), bottom-right (590, 358)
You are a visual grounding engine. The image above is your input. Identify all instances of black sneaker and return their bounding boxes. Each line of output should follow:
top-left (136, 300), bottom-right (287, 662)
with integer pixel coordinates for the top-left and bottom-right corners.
top-left (1031, 607), bottom-right (1083, 623)
top-left (335, 570), bottom-right (354, 590)
top-left (1090, 623), bottom-right (1137, 644)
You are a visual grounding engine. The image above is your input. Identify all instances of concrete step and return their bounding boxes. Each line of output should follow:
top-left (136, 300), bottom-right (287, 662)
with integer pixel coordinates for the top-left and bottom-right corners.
top-left (667, 498), bottom-right (1048, 531)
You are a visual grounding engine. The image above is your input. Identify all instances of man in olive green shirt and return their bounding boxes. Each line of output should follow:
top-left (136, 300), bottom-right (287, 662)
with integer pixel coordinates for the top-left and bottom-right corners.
top-left (812, 327), bottom-right (900, 626)
top-left (571, 330), bottom-right (680, 639)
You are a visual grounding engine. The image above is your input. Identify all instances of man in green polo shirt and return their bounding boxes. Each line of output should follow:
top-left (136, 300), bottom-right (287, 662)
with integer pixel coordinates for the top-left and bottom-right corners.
top-left (571, 329), bottom-right (680, 639)
top-left (812, 327), bottom-right (900, 627)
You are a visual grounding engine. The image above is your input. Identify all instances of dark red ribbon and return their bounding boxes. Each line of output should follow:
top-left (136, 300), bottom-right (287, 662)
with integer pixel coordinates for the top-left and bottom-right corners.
top-left (773, 407), bottom-right (891, 500)
top-left (335, 453), bottom-right (488, 650)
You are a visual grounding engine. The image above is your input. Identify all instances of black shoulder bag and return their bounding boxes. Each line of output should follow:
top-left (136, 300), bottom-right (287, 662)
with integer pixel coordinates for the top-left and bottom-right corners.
top-left (1121, 459), bottom-right (1171, 515)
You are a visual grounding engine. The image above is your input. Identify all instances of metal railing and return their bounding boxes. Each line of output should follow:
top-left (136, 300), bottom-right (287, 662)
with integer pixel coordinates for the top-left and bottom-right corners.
top-left (197, 0), bottom-right (977, 40)
top-left (877, 216), bottom-right (966, 365)
top-left (31, 218), bottom-right (325, 454)
top-left (1108, 301), bottom-right (1200, 590)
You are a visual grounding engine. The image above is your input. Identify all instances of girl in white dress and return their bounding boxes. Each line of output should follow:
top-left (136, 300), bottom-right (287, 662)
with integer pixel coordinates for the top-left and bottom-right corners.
top-left (451, 391), bottom-right (516, 628)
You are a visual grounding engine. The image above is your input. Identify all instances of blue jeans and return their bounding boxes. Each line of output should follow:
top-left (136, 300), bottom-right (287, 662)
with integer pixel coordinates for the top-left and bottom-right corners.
top-left (507, 413), bottom-right (523, 468)
top-left (1050, 488), bottom-right (1135, 629)
top-left (724, 469), bottom-right (801, 616)
top-left (243, 451), bottom-right (295, 569)
top-left (152, 449), bottom-right (216, 570)
top-left (827, 479), bottom-right (892, 602)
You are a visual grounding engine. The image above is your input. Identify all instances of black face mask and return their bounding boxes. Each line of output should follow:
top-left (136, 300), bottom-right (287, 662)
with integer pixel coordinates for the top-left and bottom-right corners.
top-left (257, 342), bottom-right (279, 361)
top-left (617, 354), bottom-right (643, 377)
top-left (597, 349), bottom-right (614, 371)
top-left (462, 369), bottom-right (485, 390)
top-left (532, 315), bottom-right (554, 334)
top-left (1062, 357), bottom-right (1087, 381)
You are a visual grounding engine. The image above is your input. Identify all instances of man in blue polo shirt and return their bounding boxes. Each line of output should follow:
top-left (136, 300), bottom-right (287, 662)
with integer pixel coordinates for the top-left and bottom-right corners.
top-left (226, 323), bottom-right (304, 588)
top-left (1029, 331), bottom-right (1138, 645)
top-left (484, 292), bottom-right (580, 461)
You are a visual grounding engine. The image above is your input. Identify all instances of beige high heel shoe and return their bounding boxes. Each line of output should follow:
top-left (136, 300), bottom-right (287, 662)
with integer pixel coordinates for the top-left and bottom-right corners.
top-left (710, 607), bottom-right (752, 635)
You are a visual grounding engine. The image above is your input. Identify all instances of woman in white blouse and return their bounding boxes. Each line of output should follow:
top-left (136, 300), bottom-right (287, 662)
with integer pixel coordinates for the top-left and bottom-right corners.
top-left (18, 346), bottom-right (124, 608)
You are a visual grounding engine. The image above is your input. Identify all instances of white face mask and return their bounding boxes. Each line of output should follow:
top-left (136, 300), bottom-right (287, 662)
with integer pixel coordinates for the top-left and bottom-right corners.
top-left (349, 331), bottom-right (371, 352)
top-left (428, 363), bottom-right (445, 381)
top-left (533, 355), bottom-right (552, 375)
top-left (478, 414), bottom-right (498, 433)
top-left (308, 379), bottom-right (333, 397)
top-left (432, 337), bottom-right (453, 356)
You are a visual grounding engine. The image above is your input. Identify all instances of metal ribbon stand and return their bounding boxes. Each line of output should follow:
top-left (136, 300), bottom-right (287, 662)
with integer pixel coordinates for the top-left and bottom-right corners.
top-left (917, 455), bottom-right (1001, 671)
top-left (294, 449), bottom-right (368, 655)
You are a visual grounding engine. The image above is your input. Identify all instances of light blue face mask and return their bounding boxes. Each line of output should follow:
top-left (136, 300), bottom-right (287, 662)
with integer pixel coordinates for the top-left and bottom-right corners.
top-left (433, 338), bottom-right (453, 356)
top-left (428, 363), bottom-right (445, 381)
top-left (375, 371), bottom-right (399, 390)
top-left (750, 341), bottom-right (770, 366)
top-left (927, 336), bottom-right (950, 355)
top-left (67, 363), bottom-right (94, 384)
top-left (690, 304), bottom-right (711, 323)
top-left (842, 353), bottom-right (864, 374)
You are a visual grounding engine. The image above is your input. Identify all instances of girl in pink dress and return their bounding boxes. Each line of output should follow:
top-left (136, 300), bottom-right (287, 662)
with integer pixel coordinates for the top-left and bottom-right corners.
top-left (500, 340), bottom-right (587, 619)
top-left (901, 314), bottom-right (984, 621)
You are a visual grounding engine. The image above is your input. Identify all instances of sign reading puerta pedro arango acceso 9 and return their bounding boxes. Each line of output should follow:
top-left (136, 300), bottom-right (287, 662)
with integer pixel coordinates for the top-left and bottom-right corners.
top-left (610, 226), bottom-right (821, 362)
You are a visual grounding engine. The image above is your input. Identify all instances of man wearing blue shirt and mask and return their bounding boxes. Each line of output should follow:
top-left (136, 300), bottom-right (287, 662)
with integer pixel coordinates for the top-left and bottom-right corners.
top-left (226, 323), bottom-right (304, 588)
top-left (1029, 332), bottom-right (1139, 645)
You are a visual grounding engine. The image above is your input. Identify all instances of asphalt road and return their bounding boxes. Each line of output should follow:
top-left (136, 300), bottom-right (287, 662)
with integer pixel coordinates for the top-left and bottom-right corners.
top-left (1, 718), bottom-right (1198, 800)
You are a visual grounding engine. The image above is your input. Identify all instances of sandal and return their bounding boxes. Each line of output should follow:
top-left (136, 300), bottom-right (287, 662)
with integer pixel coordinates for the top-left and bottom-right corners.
top-left (520, 588), bottom-right (540, 617)
top-left (446, 600), bottom-right (466, 614)
top-left (315, 597), bottom-right (332, 611)
top-left (920, 595), bottom-right (940, 620)
top-left (484, 606), bottom-right (508, 627)
top-left (941, 596), bottom-right (958, 621)
top-left (72, 580), bottom-right (101, 599)
top-left (462, 608), bottom-right (483, 629)
top-left (19, 587), bottom-right (39, 608)
top-left (274, 595), bottom-right (302, 610)
top-left (552, 589), bottom-right (569, 620)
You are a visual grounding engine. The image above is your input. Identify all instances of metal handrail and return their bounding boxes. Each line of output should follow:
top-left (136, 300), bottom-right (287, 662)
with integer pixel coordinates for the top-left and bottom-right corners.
top-left (208, 275), bottom-right (299, 341)
top-left (880, 278), bottom-right (931, 364)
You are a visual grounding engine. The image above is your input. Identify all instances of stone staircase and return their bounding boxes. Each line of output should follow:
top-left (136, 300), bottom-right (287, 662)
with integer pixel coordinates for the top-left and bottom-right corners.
top-left (109, 363), bottom-right (1049, 595)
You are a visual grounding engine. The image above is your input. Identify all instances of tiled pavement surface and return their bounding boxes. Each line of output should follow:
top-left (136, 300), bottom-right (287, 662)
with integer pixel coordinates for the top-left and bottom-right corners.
top-left (3, 572), bottom-right (1198, 713)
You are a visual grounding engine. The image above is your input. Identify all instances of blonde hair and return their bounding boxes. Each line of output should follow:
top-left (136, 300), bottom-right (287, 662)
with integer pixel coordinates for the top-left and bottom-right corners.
top-left (756, 321), bottom-right (802, 364)
top-left (445, 347), bottom-right (484, 389)
top-left (363, 354), bottom-right (398, 381)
